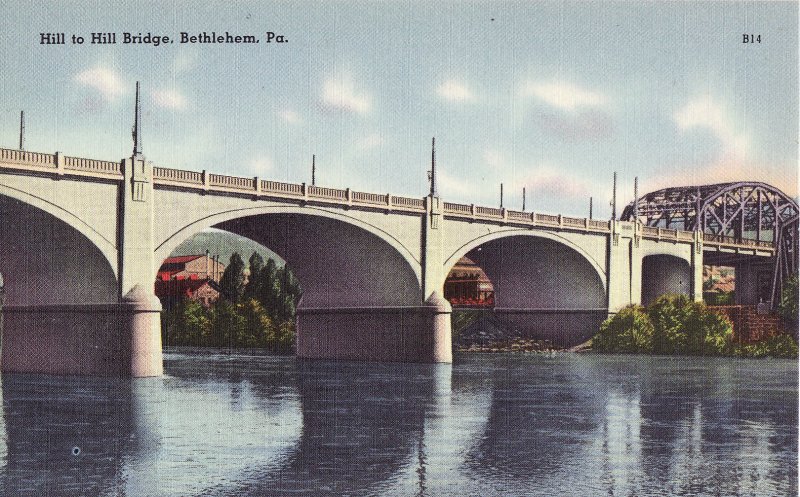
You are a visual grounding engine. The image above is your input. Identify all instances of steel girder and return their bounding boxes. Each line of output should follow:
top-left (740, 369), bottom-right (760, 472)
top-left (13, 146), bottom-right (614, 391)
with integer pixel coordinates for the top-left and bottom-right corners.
top-left (621, 182), bottom-right (799, 306)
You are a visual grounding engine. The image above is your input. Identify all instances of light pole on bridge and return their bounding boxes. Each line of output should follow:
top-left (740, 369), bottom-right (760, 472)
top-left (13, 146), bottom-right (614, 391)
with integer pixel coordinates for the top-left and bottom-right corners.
top-left (18, 111), bottom-right (24, 151)
top-left (427, 137), bottom-right (438, 197)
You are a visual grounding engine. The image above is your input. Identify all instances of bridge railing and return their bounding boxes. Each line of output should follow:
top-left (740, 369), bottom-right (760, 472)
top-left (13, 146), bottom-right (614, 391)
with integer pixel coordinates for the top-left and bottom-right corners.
top-left (0, 148), bottom-right (56, 167)
top-left (703, 233), bottom-right (774, 249)
top-left (261, 179), bottom-right (303, 195)
top-left (0, 146), bottom-right (778, 249)
top-left (308, 185), bottom-right (347, 201)
top-left (392, 195), bottom-right (425, 210)
top-left (154, 166), bottom-right (203, 185)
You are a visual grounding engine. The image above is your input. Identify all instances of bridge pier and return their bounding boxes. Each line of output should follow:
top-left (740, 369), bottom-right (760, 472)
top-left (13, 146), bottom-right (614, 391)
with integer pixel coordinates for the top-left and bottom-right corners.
top-left (1, 286), bottom-right (162, 376)
top-left (295, 293), bottom-right (452, 363)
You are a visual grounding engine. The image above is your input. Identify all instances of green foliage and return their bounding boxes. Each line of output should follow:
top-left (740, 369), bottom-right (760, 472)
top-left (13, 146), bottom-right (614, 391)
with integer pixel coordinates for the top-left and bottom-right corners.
top-left (593, 294), bottom-right (733, 356)
top-left (778, 275), bottom-right (798, 323)
top-left (594, 305), bottom-right (654, 353)
top-left (219, 253), bottom-right (246, 303)
top-left (648, 295), bottom-right (733, 356)
top-left (450, 310), bottom-right (481, 341)
top-left (243, 252), bottom-right (266, 302)
top-left (162, 298), bottom-right (211, 346)
top-left (735, 334), bottom-right (799, 359)
top-left (165, 251), bottom-right (301, 352)
top-left (704, 291), bottom-right (734, 305)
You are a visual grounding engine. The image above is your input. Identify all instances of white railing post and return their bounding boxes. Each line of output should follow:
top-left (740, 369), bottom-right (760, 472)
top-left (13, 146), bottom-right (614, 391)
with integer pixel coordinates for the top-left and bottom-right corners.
top-left (346, 188), bottom-right (352, 205)
top-left (387, 194), bottom-right (393, 209)
top-left (202, 170), bottom-right (209, 191)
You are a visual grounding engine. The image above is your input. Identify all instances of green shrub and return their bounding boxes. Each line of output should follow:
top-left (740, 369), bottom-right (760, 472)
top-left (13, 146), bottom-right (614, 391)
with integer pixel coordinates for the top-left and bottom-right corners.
top-left (594, 305), bottom-right (654, 353)
top-left (647, 294), bottom-right (733, 356)
top-left (778, 274), bottom-right (798, 322)
top-left (647, 294), bottom-right (693, 354)
top-left (736, 334), bottom-right (799, 359)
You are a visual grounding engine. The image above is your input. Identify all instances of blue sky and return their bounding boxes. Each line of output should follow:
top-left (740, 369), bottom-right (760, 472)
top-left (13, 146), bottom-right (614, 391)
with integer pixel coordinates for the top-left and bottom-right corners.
top-left (1, 1), bottom-right (797, 218)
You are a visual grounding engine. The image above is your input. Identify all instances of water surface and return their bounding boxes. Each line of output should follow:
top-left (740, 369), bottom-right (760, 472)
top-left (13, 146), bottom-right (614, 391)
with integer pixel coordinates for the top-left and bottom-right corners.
top-left (0, 351), bottom-right (796, 496)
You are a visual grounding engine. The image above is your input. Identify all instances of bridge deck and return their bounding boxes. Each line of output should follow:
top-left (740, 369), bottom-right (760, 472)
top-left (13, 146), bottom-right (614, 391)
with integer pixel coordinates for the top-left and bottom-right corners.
top-left (0, 146), bottom-right (775, 255)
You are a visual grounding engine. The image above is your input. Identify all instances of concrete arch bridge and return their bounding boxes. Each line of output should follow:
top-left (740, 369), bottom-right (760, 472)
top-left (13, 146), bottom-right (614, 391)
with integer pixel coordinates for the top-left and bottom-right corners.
top-left (0, 147), bottom-right (786, 376)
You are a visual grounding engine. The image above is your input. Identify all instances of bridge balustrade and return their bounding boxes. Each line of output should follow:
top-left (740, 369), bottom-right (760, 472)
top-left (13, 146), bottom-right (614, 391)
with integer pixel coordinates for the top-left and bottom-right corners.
top-left (153, 167), bottom-right (203, 184)
top-left (0, 148), bottom-right (56, 167)
top-left (209, 173), bottom-right (255, 191)
top-left (392, 196), bottom-right (425, 210)
top-left (475, 206), bottom-right (502, 217)
top-left (443, 202), bottom-right (472, 214)
top-left (352, 191), bottom-right (387, 205)
top-left (308, 185), bottom-right (347, 200)
top-left (589, 219), bottom-right (610, 230)
top-left (507, 210), bottom-right (533, 222)
top-left (261, 179), bottom-right (303, 195)
top-left (562, 216), bottom-right (586, 228)
top-left (64, 156), bottom-right (121, 175)
top-left (535, 213), bottom-right (559, 225)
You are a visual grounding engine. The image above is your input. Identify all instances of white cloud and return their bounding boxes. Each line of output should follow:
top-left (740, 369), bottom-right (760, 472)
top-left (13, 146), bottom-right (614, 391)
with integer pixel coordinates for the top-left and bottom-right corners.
top-left (319, 76), bottom-right (371, 114)
top-left (74, 67), bottom-right (127, 101)
top-left (152, 88), bottom-right (187, 109)
top-left (518, 165), bottom-right (592, 199)
top-left (436, 80), bottom-right (475, 102)
top-left (243, 157), bottom-right (274, 176)
top-left (674, 95), bottom-right (750, 160)
top-left (521, 81), bottom-right (606, 111)
top-left (279, 109), bottom-right (302, 124)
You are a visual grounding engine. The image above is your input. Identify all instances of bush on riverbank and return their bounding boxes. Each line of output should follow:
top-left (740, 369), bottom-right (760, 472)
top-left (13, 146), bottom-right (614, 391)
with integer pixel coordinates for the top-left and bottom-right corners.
top-left (595, 294), bottom-right (797, 358)
top-left (593, 305), bottom-right (654, 353)
top-left (162, 297), bottom-right (296, 352)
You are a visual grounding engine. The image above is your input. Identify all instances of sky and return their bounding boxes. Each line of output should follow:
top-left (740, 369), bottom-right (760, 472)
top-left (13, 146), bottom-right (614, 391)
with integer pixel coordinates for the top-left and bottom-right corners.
top-left (0, 1), bottom-right (797, 218)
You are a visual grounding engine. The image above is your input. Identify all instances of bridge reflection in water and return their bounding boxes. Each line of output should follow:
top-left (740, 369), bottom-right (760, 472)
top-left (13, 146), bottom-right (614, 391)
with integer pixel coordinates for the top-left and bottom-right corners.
top-left (0, 351), bottom-right (795, 496)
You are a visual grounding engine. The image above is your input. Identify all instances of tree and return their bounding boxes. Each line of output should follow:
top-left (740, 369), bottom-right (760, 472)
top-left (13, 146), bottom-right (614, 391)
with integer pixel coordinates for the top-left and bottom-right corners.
top-left (239, 298), bottom-right (276, 348)
top-left (219, 252), bottom-right (246, 303)
top-left (209, 299), bottom-right (245, 347)
top-left (162, 298), bottom-right (211, 346)
top-left (243, 252), bottom-right (265, 301)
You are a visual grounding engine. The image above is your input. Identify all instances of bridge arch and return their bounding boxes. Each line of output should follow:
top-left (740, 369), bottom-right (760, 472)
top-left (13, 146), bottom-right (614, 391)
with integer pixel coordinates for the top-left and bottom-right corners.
top-left (155, 205), bottom-right (421, 287)
top-left (0, 190), bottom-right (118, 306)
top-left (155, 205), bottom-right (423, 307)
top-left (444, 230), bottom-right (607, 290)
top-left (444, 230), bottom-right (607, 346)
top-left (641, 254), bottom-right (691, 305)
top-left (0, 183), bottom-right (118, 275)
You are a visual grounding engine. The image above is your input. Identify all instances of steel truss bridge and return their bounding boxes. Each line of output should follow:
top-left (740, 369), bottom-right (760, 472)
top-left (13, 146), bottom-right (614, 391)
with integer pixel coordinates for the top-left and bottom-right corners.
top-left (621, 182), bottom-right (799, 306)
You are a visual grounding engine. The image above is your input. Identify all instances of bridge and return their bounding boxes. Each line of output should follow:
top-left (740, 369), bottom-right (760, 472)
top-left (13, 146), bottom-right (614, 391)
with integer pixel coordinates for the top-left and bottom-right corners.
top-left (0, 136), bottom-right (793, 376)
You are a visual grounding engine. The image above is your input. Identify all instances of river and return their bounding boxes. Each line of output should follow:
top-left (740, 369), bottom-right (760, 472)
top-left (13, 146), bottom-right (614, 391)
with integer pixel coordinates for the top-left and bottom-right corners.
top-left (0, 350), bottom-right (796, 496)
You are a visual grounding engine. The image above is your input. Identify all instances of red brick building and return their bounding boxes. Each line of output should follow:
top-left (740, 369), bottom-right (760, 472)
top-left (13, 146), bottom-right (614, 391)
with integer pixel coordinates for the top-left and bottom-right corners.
top-left (444, 256), bottom-right (494, 308)
top-left (155, 254), bottom-right (226, 308)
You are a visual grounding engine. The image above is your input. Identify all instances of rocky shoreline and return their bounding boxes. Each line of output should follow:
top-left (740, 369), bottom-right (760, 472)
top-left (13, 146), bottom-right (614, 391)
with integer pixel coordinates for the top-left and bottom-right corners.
top-left (453, 315), bottom-right (591, 353)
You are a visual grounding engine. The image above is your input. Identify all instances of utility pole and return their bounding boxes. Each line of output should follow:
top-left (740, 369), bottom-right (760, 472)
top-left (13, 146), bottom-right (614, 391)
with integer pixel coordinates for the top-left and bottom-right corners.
top-left (589, 196), bottom-right (593, 220)
top-left (500, 183), bottom-right (504, 209)
top-left (18, 111), bottom-right (25, 151)
top-left (132, 81), bottom-right (142, 158)
top-left (428, 137), bottom-right (438, 197)
top-left (312, 154), bottom-right (316, 186)
top-left (633, 176), bottom-right (639, 223)
top-left (522, 187), bottom-right (526, 211)
top-left (611, 172), bottom-right (617, 220)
